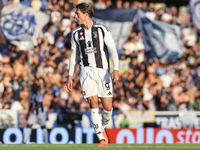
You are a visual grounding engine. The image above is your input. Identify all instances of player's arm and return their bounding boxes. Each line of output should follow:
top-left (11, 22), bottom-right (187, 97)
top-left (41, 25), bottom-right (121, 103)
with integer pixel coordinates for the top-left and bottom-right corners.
top-left (67, 32), bottom-right (79, 91)
top-left (27, 92), bottom-right (43, 118)
top-left (32, 102), bottom-right (43, 112)
top-left (26, 102), bottom-right (42, 119)
top-left (104, 29), bottom-right (119, 82)
top-left (107, 42), bottom-right (119, 82)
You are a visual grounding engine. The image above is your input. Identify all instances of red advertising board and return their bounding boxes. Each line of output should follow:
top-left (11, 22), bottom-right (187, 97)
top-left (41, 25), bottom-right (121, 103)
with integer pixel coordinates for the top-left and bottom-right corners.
top-left (106, 128), bottom-right (200, 144)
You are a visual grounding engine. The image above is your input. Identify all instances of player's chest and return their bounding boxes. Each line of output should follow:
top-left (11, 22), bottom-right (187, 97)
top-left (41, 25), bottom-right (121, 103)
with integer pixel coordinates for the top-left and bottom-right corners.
top-left (30, 94), bottom-right (38, 103)
top-left (78, 28), bottom-right (101, 43)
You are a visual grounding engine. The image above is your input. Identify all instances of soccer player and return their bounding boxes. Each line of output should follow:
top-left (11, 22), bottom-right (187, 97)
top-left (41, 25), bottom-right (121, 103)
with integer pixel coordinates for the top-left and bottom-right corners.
top-left (67, 3), bottom-right (119, 147)
top-left (0, 0), bottom-right (7, 47)
top-left (23, 83), bottom-right (48, 144)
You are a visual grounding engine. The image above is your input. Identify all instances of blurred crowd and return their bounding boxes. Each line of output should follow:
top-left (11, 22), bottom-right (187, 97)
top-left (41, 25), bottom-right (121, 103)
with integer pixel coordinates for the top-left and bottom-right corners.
top-left (0, 0), bottom-right (200, 114)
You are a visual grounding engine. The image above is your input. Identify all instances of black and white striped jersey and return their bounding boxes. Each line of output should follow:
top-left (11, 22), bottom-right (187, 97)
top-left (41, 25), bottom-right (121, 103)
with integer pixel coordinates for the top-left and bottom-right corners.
top-left (29, 91), bottom-right (44, 115)
top-left (69, 22), bottom-right (119, 76)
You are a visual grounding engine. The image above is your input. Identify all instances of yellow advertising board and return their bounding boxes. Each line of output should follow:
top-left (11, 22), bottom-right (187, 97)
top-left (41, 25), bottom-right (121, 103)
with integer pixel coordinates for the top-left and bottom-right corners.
top-left (109, 57), bottom-right (131, 75)
top-left (124, 110), bottom-right (155, 128)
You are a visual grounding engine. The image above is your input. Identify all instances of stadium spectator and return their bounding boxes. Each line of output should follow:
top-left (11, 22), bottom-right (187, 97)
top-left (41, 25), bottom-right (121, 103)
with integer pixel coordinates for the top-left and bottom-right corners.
top-left (94, 0), bottom-right (106, 9)
top-left (123, 1), bottom-right (130, 9)
top-left (105, 0), bottom-right (114, 8)
top-left (115, 0), bottom-right (122, 9)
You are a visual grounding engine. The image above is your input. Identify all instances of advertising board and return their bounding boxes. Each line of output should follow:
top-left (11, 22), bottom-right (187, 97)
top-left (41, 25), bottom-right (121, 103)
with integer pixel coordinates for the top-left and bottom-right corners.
top-left (0, 128), bottom-right (200, 144)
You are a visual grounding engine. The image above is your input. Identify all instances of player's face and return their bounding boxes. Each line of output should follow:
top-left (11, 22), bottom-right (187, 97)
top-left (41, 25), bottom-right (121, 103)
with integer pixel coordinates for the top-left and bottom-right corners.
top-left (75, 9), bottom-right (86, 25)
top-left (32, 85), bottom-right (38, 92)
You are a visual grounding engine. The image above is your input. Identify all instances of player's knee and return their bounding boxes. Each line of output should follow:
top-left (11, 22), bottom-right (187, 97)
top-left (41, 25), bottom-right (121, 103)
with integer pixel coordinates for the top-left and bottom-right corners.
top-left (104, 106), bottom-right (112, 112)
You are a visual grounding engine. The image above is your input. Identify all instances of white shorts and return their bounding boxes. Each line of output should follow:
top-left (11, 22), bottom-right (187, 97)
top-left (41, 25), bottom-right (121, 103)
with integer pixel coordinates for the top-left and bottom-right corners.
top-left (80, 67), bottom-right (113, 98)
top-left (27, 112), bottom-right (46, 126)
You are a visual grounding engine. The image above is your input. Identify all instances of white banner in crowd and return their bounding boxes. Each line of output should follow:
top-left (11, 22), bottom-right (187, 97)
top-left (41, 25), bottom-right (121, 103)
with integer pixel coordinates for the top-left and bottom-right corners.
top-left (93, 18), bottom-right (134, 52)
top-left (189, 0), bottom-right (200, 29)
top-left (137, 9), bottom-right (185, 60)
top-left (1, 3), bottom-right (50, 46)
top-left (92, 8), bottom-right (137, 53)
top-left (0, 110), bottom-right (18, 129)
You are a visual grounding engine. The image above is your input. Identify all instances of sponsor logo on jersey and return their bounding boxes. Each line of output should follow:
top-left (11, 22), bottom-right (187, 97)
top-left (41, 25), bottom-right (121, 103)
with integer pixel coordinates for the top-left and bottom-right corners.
top-left (84, 41), bottom-right (97, 54)
top-left (93, 31), bottom-right (97, 38)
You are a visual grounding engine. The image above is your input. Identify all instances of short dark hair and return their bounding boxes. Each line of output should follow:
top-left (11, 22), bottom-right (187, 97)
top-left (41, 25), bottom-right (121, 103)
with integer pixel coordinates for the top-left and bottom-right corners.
top-left (76, 3), bottom-right (94, 18)
top-left (32, 83), bottom-right (39, 89)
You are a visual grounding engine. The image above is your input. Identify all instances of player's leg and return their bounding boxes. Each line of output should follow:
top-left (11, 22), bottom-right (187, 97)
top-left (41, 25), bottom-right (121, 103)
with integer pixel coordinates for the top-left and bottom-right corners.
top-left (23, 114), bottom-right (36, 143)
top-left (98, 69), bottom-right (113, 145)
top-left (80, 67), bottom-right (106, 146)
top-left (38, 113), bottom-right (49, 144)
top-left (99, 97), bottom-right (112, 146)
top-left (98, 69), bottom-right (113, 131)
top-left (101, 97), bottom-right (113, 130)
top-left (23, 124), bottom-right (33, 143)
top-left (41, 125), bottom-right (48, 144)
top-left (87, 95), bottom-right (106, 147)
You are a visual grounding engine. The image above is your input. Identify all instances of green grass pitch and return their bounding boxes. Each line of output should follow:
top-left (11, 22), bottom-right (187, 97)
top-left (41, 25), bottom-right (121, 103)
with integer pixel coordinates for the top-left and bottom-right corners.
top-left (1, 144), bottom-right (200, 150)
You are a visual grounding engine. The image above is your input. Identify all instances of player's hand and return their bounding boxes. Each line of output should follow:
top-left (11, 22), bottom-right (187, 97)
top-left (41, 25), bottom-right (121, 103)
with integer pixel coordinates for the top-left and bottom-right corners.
top-left (111, 70), bottom-right (119, 83)
top-left (26, 112), bottom-right (31, 120)
top-left (67, 76), bottom-right (73, 91)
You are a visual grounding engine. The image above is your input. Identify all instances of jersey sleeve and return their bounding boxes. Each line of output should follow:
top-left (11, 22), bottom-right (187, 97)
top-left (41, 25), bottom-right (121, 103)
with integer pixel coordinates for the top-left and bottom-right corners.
top-left (106, 42), bottom-right (119, 71)
top-left (69, 31), bottom-right (79, 76)
top-left (102, 26), bottom-right (119, 71)
top-left (103, 27), bottom-right (115, 45)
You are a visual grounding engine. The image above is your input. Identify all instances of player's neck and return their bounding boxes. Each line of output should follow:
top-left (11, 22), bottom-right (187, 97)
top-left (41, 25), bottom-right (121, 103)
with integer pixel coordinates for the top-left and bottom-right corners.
top-left (83, 20), bottom-right (93, 30)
